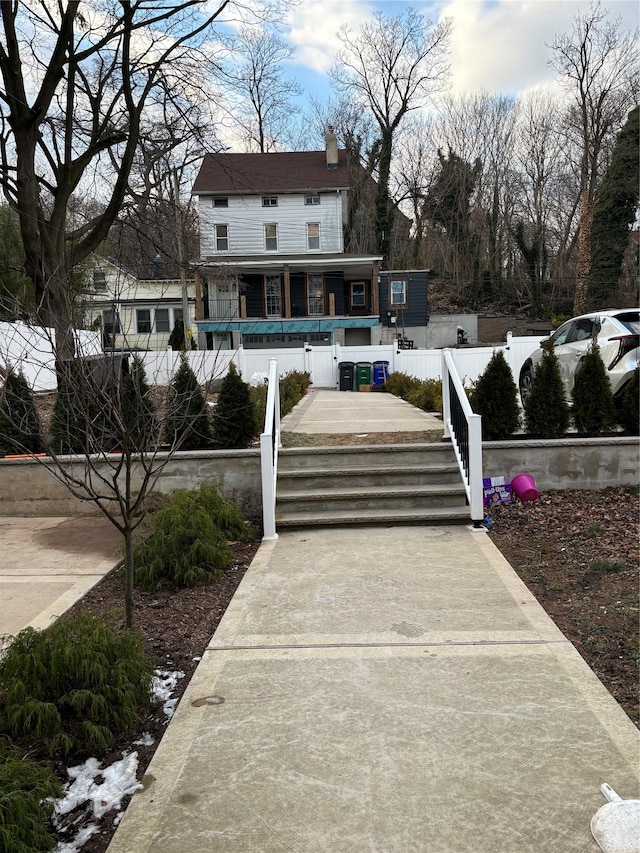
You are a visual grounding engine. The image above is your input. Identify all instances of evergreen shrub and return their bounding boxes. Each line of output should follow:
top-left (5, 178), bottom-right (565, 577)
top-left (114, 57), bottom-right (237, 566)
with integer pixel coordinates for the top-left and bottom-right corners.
top-left (524, 340), bottom-right (570, 438)
top-left (0, 737), bottom-right (62, 853)
top-left (619, 368), bottom-right (639, 435)
top-left (406, 379), bottom-right (443, 413)
top-left (168, 319), bottom-right (197, 351)
top-left (0, 369), bottom-right (43, 456)
top-left (212, 363), bottom-right (257, 449)
top-left (162, 355), bottom-right (213, 450)
top-left (0, 614), bottom-right (153, 758)
top-left (279, 370), bottom-right (310, 417)
top-left (469, 351), bottom-right (521, 440)
top-left (384, 371), bottom-right (422, 401)
top-left (120, 356), bottom-right (157, 451)
top-left (571, 341), bottom-right (617, 435)
top-left (132, 482), bottom-right (252, 590)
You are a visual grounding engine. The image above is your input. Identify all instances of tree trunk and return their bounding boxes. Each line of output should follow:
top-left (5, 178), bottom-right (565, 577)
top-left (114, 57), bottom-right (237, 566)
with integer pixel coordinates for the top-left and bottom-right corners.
top-left (124, 525), bottom-right (135, 629)
top-left (375, 131), bottom-right (394, 265)
top-left (573, 186), bottom-right (593, 316)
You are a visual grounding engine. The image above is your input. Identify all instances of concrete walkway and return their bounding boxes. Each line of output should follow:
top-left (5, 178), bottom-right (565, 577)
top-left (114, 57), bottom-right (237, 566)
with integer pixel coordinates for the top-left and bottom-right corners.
top-left (0, 516), bottom-right (121, 638)
top-left (108, 527), bottom-right (638, 851)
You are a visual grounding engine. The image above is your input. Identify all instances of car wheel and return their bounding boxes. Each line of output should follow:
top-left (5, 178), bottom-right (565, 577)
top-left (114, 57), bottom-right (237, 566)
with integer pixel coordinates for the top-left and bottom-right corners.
top-left (519, 365), bottom-right (533, 405)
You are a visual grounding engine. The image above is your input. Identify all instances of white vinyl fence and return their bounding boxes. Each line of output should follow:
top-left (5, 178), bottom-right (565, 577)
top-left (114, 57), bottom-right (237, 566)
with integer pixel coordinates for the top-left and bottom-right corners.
top-left (1, 323), bottom-right (546, 392)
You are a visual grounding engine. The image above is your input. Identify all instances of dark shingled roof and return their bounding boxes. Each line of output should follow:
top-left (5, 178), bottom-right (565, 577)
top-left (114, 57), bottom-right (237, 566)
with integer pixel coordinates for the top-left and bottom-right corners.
top-left (192, 149), bottom-right (349, 195)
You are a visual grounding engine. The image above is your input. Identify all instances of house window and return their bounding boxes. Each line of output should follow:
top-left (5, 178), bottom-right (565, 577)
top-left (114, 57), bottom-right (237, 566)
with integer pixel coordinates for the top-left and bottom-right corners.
top-left (136, 308), bottom-right (152, 334)
top-left (92, 269), bottom-right (107, 290)
top-left (265, 275), bottom-right (282, 317)
top-left (213, 197), bottom-right (228, 207)
top-left (307, 223), bottom-right (320, 251)
top-left (304, 195), bottom-right (320, 205)
top-left (390, 279), bottom-right (407, 308)
top-left (215, 224), bottom-right (228, 251)
top-left (262, 196), bottom-right (278, 207)
top-left (350, 281), bottom-right (366, 308)
top-left (155, 308), bottom-right (170, 333)
top-left (102, 309), bottom-right (120, 335)
top-left (265, 223), bottom-right (278, 251)
top-left (307, 274), bottom-right (324, 315)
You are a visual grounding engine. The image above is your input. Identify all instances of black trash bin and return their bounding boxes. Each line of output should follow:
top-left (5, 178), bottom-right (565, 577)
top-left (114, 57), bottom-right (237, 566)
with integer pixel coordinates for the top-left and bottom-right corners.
top-left (372, 360), bottom-right (389, 390)
top-left (355, 362), bottom-right (372, 390)
top-left (338, 361), bottom-right (355, 391)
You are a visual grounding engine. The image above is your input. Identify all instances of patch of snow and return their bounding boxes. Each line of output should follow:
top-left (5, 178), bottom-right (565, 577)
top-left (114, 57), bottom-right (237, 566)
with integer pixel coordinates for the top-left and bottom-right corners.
top-left (132, 731), bottom-right (155, 747)
top-left (55, 823), bottom-right (100, 853)
top-left (55, 752), bottom-right (142, 820)
top-left (152, 668), bottom-right (185, 720)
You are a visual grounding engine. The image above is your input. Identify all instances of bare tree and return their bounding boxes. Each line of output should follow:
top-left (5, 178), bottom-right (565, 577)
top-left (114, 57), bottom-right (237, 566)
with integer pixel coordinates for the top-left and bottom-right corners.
top-left (550, 1), bottom-right (639, 314)
top-left (331, 7), bottom-right (451, 265)
top-left (221, 26), bottom-right (302, 152)
top-left (0, 1), bottom-right (234, 363)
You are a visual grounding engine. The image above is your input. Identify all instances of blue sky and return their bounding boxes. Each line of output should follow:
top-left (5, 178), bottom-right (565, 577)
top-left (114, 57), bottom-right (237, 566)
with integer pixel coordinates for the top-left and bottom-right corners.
top-left (275, 0), bottom-right (639, 102)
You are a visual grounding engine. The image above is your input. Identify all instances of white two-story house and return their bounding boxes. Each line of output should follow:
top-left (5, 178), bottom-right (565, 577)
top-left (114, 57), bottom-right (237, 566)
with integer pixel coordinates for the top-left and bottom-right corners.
top-left (190, 129), bottom-right (385, 349)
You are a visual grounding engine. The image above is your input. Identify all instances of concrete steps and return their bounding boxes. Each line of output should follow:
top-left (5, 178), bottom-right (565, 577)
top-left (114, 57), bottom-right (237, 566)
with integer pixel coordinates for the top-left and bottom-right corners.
top-left (276, 444), bottom-right (471, 528)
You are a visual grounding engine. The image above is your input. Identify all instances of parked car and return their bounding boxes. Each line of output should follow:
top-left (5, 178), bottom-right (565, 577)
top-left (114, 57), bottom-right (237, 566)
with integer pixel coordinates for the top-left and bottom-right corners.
top-left (518, 309), bottom-right (640, 405)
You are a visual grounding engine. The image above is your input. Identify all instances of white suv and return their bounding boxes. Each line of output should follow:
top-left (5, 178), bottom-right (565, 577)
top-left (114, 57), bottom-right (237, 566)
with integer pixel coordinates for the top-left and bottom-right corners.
top-left (518, 309), bottom-right (640, 406)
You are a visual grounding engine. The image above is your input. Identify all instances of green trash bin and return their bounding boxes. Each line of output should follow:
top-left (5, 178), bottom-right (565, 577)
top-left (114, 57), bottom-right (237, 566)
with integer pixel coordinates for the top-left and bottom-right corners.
top-left (355, 361), bottom-right (372, 390)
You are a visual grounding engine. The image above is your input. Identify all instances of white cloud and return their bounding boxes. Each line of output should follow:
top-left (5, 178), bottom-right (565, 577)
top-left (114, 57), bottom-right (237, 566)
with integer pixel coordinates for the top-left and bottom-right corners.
top-left (286, 0), bottom-right (378, 74)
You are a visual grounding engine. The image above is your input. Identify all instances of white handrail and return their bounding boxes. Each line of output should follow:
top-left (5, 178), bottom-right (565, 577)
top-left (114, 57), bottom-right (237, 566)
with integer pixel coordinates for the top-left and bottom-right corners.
top-left (442, 349), bottom-right (484, 526)
top-left (260, 357), bottom-right (280, 541)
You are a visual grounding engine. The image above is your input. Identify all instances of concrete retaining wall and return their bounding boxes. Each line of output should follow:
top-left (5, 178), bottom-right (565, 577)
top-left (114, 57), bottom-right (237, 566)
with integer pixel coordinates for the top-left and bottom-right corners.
top-left (0, 437), bottom-right (637, 518)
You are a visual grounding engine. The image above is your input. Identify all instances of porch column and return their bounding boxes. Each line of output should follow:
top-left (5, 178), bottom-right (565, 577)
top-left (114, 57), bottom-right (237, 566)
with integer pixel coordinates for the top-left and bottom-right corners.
top-left (194, 268), bottom-right (203, 320)
top-left (240, 294), bottom-right (247, 319)
top-left (329, 292), bottom-right (336, 317)
top-left (371, 260), bottom-right (380, 316)
top-left (283, 264), bottom-right (291, 318)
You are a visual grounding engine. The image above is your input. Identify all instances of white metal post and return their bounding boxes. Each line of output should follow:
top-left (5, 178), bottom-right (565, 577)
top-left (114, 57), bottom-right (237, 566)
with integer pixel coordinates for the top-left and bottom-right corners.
top-left (442, 349), bottom-right (451, 439)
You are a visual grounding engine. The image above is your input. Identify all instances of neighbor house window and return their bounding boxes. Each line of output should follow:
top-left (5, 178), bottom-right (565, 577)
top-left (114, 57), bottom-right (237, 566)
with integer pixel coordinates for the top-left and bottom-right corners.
top-left (390, 278), bottom-right (407, 307)
top-left (92, 269), bottom-right (107, 290)
top-left (350, 281), bottom-right (366, 308)
top-left (304, 195), bottom-right (320, 205)
top-left (155, 308), bottom-right (170, 333)
top-left (102, 309), bottom-right (120, 335)
top-left (307, 222), bottom-right (320, 250)
top-left (215, 224), bottom-right (228, 251)
top-left (213, 197), bottom-right (228, 207)
top-left (136, 308), bottom-right (152, 334)
top-left (265, 223), bottom-right (278, 251)
top-left (307, 274), bottom-right (324, 315)
top-left (262, 196), bottom-right (278, 207)
top-left (265, 275), bottom-right (282, 316)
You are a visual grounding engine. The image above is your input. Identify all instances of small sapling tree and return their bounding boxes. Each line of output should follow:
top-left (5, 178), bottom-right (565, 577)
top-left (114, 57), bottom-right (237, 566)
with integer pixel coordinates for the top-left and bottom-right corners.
top-left (470, 350), bottom-right (521, 440)
top-left (162, 355), bottom-right (214, 451)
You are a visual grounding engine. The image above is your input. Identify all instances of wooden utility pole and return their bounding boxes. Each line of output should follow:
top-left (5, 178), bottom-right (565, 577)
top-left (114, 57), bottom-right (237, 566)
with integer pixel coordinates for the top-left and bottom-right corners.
top-left (173, 169), bottom-right (192, 350)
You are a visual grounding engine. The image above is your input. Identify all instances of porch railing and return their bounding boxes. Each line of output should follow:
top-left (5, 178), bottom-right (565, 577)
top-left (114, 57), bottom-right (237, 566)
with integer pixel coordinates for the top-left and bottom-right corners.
top-left (260, 357), bottom-right (281, 541)
top-left (442, 349), bottom-right (484, 526)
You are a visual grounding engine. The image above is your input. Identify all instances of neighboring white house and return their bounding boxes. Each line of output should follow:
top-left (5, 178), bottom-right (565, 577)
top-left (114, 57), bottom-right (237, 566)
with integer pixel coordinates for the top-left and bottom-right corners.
top-left (83, 259), bottom-right (197, 351)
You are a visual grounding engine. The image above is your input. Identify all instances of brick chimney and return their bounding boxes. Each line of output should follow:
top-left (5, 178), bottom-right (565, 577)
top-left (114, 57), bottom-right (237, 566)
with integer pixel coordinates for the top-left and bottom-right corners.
top-left (325, 125), bottom-right (338, 169)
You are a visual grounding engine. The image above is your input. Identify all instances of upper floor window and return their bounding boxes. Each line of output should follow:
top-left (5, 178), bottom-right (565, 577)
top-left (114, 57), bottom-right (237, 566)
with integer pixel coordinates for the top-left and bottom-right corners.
top-left (265, 223), bottom-right (278, 251)
top-left (215, 224), bottom-right (228, 251)
top-left (304, 195), bottom-right (320, 205)
top-left (136, 308), bottom-right (152, 335)
top-left (307, 222), bottom-right (320, 251)
top-left (92, 269), bottom-right (107, 290)
top-left (102, 309), bottom-right (120, 335)
top-left (262, 196), bottom-right (278, 207)
top-left (212, 197), bottom-right (228, 207)
top-left (390, 278), bottom-right (407, 308)
top-left (135, 306), bottom-right (182, 335)
top-left (350, 281), bottom-right (366, 308)
top-left (155, 308), bottom-right (171, 333)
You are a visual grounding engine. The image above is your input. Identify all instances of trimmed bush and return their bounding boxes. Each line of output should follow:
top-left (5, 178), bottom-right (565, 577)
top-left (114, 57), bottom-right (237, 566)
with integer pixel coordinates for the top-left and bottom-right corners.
top-left (120, 356), bottom-right (157, 451)
top-left (384, 371), bottom-right (422, 401)
top-left (571, 341), bottom-right (617, 435)
top-left (0, 737), bottom-right (62, 853)
top-left (619, 368), bottom-right (639, 434)
top-left (213, 363), bottom-right (257, 449)
top-left (162, 355), bottom-right (213, 450)
top-left (0, 369), bottom-right (43, 456)
top-left (524, 340), bottom-right (570, 438)
top-left (0, 614), bottom-right (153, 758)
top-left (279, 370), bottom-right (310, 417)
top-left (132, 482), bottom-right (252, 591)
top-left (469, 351), bottom-right (521, 440)
top-left (406, 379), bottom-right (443, 414)
top-left (168, 319), bottom-right (197, 351)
